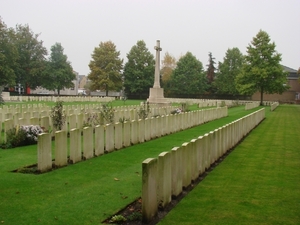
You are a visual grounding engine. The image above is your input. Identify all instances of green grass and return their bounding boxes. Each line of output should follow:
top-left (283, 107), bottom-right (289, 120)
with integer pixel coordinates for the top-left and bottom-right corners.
top-left (158, 104), bottom-right (300, 225)
top-left (0, 105), bottom-right (281, 225)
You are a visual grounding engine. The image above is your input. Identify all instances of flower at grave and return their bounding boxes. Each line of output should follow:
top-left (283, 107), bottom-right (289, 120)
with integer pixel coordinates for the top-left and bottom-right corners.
top-left (20, 125), bottom-right (45, 142)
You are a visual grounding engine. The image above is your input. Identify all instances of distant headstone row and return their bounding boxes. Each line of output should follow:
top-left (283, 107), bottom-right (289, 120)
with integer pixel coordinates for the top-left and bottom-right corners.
top-left (1, 93), bottom-right (115, 102)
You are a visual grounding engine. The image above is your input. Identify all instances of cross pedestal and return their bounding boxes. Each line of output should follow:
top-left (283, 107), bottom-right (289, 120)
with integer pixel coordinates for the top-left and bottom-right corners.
top-left (147, 40), bottom-right (168, 105)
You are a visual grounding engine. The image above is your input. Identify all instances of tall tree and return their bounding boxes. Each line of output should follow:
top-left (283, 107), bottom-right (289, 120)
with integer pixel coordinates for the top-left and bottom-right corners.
top-left (43, 43), bottom-right (75, 95)
top-left (88, 41), bottom-right (123, 96)
top-left (169, 52), bottom-right (207, 96)
top-left (123, 40), bottom-right (155, 97)
top-left (0, 18), bottom-right (18, 87)
top-left (235, 30), bottom-right (288, 105)
top-left (206, 52), bottom-right (216, 93)
top-left (14, 24), bottom-right (48, 91)
top-left (161, 52), bottom-right (176, 84)
top-left (214, 48), bottom-right (244, 95)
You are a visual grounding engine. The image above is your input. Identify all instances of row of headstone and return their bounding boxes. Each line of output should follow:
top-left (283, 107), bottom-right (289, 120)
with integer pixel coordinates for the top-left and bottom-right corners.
top-left (141, 107), bottom-right (266, 223)
top-left (0, 104), bottom-right (178, 132)
top-left (245, 101), bottom-right (260, 110)
top-left (37, 107), bottom-right (228, 172)
top-left (8, 96), bottom-right (115, 102)
top-left (270, 102), bottom-right (279, 111)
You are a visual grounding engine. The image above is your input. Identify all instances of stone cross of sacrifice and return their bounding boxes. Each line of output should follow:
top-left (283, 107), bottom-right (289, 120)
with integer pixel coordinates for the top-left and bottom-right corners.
top-left (153, 40), bottom-right (162, 88)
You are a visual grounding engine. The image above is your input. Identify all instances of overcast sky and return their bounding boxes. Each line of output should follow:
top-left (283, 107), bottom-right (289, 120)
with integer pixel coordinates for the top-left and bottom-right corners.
top-left (1, 0), bottom-right (299, 75)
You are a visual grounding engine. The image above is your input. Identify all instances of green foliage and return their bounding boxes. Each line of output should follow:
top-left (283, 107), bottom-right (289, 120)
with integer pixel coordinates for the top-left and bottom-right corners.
top-left (43, 43), bottom-right (75, 95)
top-left (50, 101), bottom-right (65, 130)
top-left (0, 18), bottom-right (18, 87)
top-left (118, 116), bottom-right (129, 123)
top-left (214, 48), bottom-right (244, 95)
top-left (220, 101), bottom-right (226, 107)
top-left (2, 125), bottom-right (43, 149)
top-left (0, 89), bottom-right (4, 105)
top-left (109, 215), bottom-right (127, 223)
top-left (100, 102), bottom-right (114, 124)
top-left (127, 211), bottom-right (142, 221)
top-left (235, 30), bottom-right (289, 104)
top-left (206, 52), bottom-right (216, 93)
top-left (180, 102), bottom-right (190, 112)
top-left (14, 24), bottom-right (48, 89)
top-left (123, 40), bottom-right (155, 96)
top-left (83, 112), bottom-right (101, 127)
top-left (88, 41), bottom-right (123, 96)
top-left (169, 52), bottom-right (208, 95)
top-left (161, 52), bottom-right (177, 88)
top-left (137, 101), bottom-right (150, 119)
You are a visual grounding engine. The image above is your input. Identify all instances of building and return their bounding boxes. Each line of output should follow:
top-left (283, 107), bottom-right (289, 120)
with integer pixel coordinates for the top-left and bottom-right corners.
top-left (251, 66), bottom-right (300, 103)
top-left (78, 75), bottom-right (87, 89)
top-left (30, 71), bottom-right (80, 95)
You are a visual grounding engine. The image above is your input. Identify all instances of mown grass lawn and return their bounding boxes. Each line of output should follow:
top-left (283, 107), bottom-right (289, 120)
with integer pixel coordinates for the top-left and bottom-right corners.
top-left (0, 105), bottom-right (271, 225)
top-left (158, 104), bottom-right (300, 225)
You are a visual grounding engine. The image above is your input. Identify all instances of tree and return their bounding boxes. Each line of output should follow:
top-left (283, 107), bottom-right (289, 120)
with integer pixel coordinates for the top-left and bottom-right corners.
top-left (206, 52), bottom-right (216, 93)
top-left (123, 40), bottom-right (155, 97)
top-left (88, 41), bottom-right (123, 96)
top-left (213, 48), bottom-right (244, 95)
top-left (235, 30), bottom-right (288, 105)
top-left (169, 52), bottom-right (207, 96)
top-left (161, 52), bottom-right (176, 84)
top-left (14, 24), bottom-right (48, 91)
top-left (0, 18), bottom-right (18, 87)
top-left (298, 68), bottom-right (300, 84)
top-left (43, 43), bottom-right (75, 95)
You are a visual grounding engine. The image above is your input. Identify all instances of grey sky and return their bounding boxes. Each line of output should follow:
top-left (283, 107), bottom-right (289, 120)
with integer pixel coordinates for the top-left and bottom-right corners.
top-left (1, 0), bottom-right (299, 75)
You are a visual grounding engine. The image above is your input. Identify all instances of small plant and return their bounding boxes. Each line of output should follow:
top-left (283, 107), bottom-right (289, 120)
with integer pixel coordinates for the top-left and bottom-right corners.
top-left (83, 112), bottom-right (101, 127)
top-left (100, 102), bottom-right (114, 124)
top-left (121, 96), bottom-right (127, 105)
top-left (180, 102), bottom-right (190, 112)
top-left (127, 212), bottom-right (142, 221)
top-left (50, 101), bottom-right (65, 130)
top-left (118, 117), bottom-right (129, 123)
top-left (0, 91), bottom-right (4, 105)
top-left (109, 215), bottom-right (127, 223)
top-left (137, 101), bottom-right (150, 120)
top-left (220, 101), bottom-right (226, 107)
top-left (2, 125), bottom-right (44, 149)
top-left (171, 108), bottom-right (182, 114)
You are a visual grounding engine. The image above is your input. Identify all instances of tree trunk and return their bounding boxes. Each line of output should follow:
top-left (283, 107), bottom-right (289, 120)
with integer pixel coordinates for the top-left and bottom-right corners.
top-left (260, 87), bottom-right (264, 106)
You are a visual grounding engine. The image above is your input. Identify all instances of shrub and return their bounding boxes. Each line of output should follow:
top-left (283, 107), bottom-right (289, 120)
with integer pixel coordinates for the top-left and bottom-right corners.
top-left (2, 125), bottom-right (44, 149)
top-left (50, 101), bottom-right (65, 130)
top-left (171, 108), bottom-right (182, 114)
top-left (220, 101), bottom-right (226, 107)
top-left (100, 102), bottom-right (114, 124)
top-left (83, 112), bottom-right (101, 127)
top-left (0, 92), bottom-right (4, 105)
top-left (109, 215), bottom-right (126, 223)
top-left (181, 102), bottom-right (190, 112)
top-left (137, 101), bottom-right (150, 119)
top-left (118, 117), bottom-right (129, 123)
top-left (127, 212), bottom-right (142, 221)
